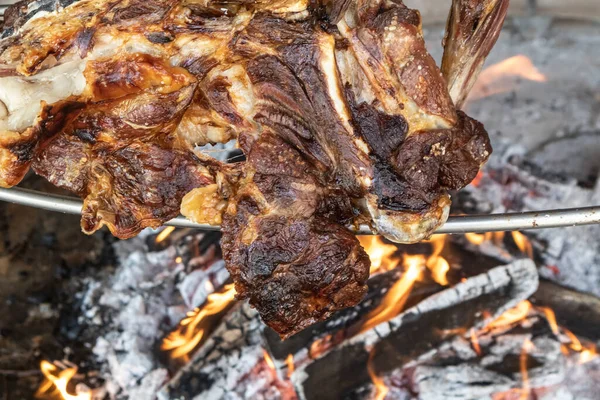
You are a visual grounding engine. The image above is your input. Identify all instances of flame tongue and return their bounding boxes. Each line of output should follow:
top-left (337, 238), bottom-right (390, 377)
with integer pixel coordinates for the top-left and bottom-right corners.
top-left (162, 283), bottom-right (236, 362)
top-left (467, 54), bottom-right (547, 104)
top-left (360, 257), bottom-right (422, 334)
top-left (357, 236), bottom-right (401, 274)
top-left (35, 361), bottom-right (91, 400)
top-left (367, 348), bottom-right (388, 400)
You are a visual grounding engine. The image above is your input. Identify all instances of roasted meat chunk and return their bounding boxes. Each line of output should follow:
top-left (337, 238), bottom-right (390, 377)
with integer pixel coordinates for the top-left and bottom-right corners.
top-left (0, 0), bottom-right (505, 336)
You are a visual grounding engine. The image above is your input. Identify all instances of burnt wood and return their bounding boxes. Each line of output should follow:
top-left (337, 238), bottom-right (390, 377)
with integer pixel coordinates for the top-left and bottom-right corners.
top-left (292, 260), bottom-right (538, 400)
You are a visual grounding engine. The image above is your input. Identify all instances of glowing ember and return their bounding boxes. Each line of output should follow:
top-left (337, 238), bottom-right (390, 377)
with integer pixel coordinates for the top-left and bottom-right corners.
top-left (358, 236), bottom-right (401, 274)
top-left (263, 350), bottom-right (276, 370)
top-left (470, 328), bottom-right (482, 356)
top-left (471, 170), bottom-right (484, 187)
top-left (367, 348), bottom-right (388, 400)
top-left (161, 283), bottom-right (236, 362)
top-left (359, 256), bottom-right (422, 333)
top-left (468, 55), bottom-right (547, 103)
top-left (511, 232), bottom-right (533, 259)
top-left (425, 235), bottom-right (450, 286)
top-left (309, 335), bottom-right (333, 359)
top-left (155, 226), bottom-right (176, 243)
top-left (519, 339), bottom-right (534, 400)
top-left (35, 361), bottom-right (91, 400)
top-left (487, 301), bottom-right (532, 330)
top-left (285, 354), bottom-right (295, 378)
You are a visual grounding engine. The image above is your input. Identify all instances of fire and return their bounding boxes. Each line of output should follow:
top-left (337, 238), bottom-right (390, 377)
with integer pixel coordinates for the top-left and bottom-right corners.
top-left (285, 354), bottom-right (295, 378)
top-left (360, 256), bottom-right (422, 333)
top-left (579, 346), bottom-right (598, 364)
top-left (467, 55), bottom-right (547, 103)
top-left (367, 348), bottom-right (388, 400)
top-left (35, 361), bottom-right (90, 400)
top-left (470, 328), bottom-right (482, 356)
top-left (486, 301), bottom-right (532, 330)
top-left (424, 235), bottom-right (450, 286)
top-left (538, 306), bottom-right (559, 335)
top-left (465, 231), bottom-right (534, 259)
top-left (358, 236), bottom-right (401, 274)
top-left (263, 350), bottom-right (276, 370)
top-left (562, 329), bottom-right (597, 364)
top-left (161, 283), bottom-right (236, 362)
top-left (519, 339), bottom-right (534, 400)
top-left (465, 232), bottom-right (506, 246)
top-left (155, 226), bottom-right (176, 243)
top-left (471, 170), bottom-right (484, 187)
top-left (511, 232), bottom-right (533, 259)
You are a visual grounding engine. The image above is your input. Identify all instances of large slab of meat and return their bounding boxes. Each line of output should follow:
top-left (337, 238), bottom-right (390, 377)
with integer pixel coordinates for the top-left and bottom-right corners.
top-left (0, 0), bottom-right (507, 337)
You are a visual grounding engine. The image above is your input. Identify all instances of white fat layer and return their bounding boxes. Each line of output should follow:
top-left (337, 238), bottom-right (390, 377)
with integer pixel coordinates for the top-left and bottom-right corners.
top-left (209, 65), bottom-right (255, 120)
top-left (0, 60), bottom-right (87, 132)
top-left (0, 31), bottom-right (168, 132)
top-left (318, 35), bottom-right (356, 138)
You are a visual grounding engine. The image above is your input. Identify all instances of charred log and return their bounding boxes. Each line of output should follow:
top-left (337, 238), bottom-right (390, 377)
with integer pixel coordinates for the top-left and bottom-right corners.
top-left (532, 279), bottom-right (600, 341)
top-left (291, 260), bottom-right (538, 400)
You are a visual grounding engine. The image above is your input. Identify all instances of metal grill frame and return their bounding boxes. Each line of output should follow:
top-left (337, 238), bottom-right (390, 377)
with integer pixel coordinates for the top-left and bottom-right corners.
top-left (1, 187), bottom-right (598, 234)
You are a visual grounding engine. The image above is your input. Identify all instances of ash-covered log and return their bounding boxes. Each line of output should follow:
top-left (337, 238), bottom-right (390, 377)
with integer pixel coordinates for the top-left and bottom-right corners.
top-left (291, 259), bottom-right (538, 400)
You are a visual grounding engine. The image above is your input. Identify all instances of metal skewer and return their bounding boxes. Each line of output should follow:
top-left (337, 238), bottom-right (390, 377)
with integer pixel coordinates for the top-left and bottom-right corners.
top-left (1, 187), bottom-right (598, 234)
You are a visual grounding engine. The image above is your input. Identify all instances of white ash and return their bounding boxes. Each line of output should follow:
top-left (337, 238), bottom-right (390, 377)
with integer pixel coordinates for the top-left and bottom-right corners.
top-left (74, 228), bottom-right (228, 399)
top-left (178, 259), bottom-right (230, 310)
top-left (461, 139), bottom-right (600, 297)
top-left (422, 14), bottom-right (600, 296)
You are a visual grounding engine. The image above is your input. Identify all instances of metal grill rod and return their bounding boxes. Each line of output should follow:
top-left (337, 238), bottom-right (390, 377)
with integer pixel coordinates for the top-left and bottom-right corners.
top-left (1, 187), bottom-right (599, 234)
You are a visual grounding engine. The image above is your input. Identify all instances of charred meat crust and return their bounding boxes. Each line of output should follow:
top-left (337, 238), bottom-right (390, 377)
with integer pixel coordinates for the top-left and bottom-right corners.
top-left (0, 0), bottom-right (495, 337)
top-left (221, 134), bottom-right (369, 338)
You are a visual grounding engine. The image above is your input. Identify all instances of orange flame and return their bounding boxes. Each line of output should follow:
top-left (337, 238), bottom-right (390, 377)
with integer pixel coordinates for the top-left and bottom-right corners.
top-left (471, 170), bottom-right (484, 187)
top-left (358, 236), bottom-right (401, 274)
top-left (424, 235), bottom-right (450, 286)
top-left (579, 346), bottom-right (598, 364)
top-left (465, 232), bottom-right (487, 245)
top-left (360, 256), bottom-right (422, 333)
top-left (519, 339), bottom-right (534, 400)
top-left (562, 328), bottom-right (597, 364)
top-left (161, 283), bottom-right (236, 362)
top-left (538, 306), bottom-right (559, 336)
top-left (35, 361), bottom-right (91, 400)
top-left (155, 226), bottom-right (176, 243)
top-left (285, 354), bottom-right (295, 378)
top-left (486, 301), bottom-right (532, 330)
top-left (367, 348), bottom-right (388, 400)
top-left (511, 232), bottom-right (533, 259)
top-left (263, 350), bottom-right (276, 371)
top-left (468, 55), bottom-right (547, 103)
top-left (470, 328), bottom-right (482, 356)
top-left (465, 232), bottom-right (506, 247)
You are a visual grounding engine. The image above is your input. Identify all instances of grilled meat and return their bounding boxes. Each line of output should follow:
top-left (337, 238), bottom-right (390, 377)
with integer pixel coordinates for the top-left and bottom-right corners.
top-left (0, 0), bottom-right (504, 337)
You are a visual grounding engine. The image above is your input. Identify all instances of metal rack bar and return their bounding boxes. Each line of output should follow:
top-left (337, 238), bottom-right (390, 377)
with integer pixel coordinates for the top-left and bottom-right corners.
top-left (1, 187), bottom-right (599, 234)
